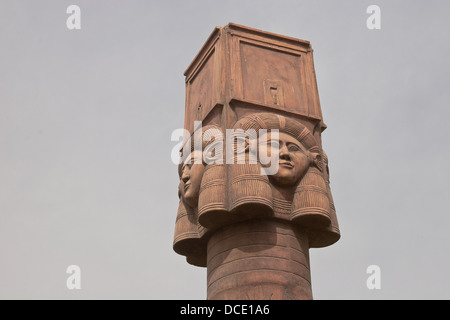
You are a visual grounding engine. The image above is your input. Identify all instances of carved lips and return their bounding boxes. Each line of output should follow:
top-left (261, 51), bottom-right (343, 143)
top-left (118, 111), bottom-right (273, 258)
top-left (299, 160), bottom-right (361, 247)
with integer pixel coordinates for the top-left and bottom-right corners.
top-left (279, 160), bottom-right (294, 168)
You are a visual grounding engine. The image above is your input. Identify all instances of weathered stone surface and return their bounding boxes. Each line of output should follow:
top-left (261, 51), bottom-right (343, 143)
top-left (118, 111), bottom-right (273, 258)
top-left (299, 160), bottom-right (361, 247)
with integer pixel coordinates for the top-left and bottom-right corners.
top-left (174, 23), bottom-right (340, 299)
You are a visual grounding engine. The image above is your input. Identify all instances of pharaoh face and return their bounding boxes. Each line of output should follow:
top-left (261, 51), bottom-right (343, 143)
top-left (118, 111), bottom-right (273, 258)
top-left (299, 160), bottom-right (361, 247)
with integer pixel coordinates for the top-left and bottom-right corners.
top-left (259, 132), bottom-right (311, 187)
top-left (180, 150), bottom-right (204, 208)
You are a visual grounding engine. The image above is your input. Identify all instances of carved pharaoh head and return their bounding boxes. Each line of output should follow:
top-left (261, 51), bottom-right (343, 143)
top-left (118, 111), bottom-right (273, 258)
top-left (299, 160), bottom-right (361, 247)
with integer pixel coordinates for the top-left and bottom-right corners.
top-left (179, 150), bottom-right (204, 208)
top-left (173, 125), bottom-right (223, 267)
top-left (258, 131), bottom-right (317, 188)
top-left (178, 125), bottom-right (223, 209)
top-left (233, 113), bottom-right (321, 188)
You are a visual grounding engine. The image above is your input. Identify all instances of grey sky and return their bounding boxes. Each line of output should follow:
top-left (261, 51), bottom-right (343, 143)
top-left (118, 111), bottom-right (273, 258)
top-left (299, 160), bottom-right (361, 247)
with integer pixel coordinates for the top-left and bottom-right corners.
top-left (0, 0), bottom-right (449, 299)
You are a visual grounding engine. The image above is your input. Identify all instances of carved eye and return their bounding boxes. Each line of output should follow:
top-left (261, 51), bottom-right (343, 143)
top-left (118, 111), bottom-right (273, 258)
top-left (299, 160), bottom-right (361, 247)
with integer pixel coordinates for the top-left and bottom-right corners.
top-left (182, 162), bottom-right (192, 173)
top-left (288, 144), bottom-right (302, 152)
top-left (267, 140), bottom-right (280, 149)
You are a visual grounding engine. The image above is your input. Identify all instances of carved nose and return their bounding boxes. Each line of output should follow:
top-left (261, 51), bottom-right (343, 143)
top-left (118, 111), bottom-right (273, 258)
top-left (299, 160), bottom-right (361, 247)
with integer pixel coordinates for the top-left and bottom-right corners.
top-left (279, 145), bottom-right (290, 160)
top-left (181, 167), bottom-right (190, 183)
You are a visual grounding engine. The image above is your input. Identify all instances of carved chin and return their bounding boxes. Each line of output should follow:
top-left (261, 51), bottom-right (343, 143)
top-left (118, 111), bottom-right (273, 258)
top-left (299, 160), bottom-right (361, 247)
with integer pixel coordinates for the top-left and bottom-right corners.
top-left (183, 191), bottom-right (198, 208)
top-left (269, 174), bottom-right (297, 187)
top-left (269, 167), bottom-right (303, 187)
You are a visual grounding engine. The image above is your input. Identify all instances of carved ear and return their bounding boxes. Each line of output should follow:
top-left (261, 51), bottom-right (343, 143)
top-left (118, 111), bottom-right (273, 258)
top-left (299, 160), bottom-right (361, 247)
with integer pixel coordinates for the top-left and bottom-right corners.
top-left (310, 152), bottom-right (322, 170)
top-left (232, 136), bottom-right (249, 154)
top-left (244, 137), bottom-right (250, 152)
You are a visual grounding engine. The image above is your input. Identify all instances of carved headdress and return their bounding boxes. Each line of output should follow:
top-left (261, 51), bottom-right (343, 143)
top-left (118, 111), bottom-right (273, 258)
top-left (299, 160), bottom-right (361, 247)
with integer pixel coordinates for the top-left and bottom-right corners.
top-left (173, 125), bottom-right (223, 267)
top-left (232, 113), bottom-right (340, 247)
top-left (174, 115), bottom-right (340, 268)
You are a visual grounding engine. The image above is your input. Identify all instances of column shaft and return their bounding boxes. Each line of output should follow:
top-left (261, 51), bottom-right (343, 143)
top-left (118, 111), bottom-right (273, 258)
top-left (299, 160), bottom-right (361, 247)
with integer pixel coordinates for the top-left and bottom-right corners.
top-left (207, 219), bottom-right (312, 300)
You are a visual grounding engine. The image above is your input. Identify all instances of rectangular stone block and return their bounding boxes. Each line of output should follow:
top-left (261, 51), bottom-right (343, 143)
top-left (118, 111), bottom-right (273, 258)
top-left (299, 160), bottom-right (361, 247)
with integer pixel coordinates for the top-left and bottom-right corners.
top-left (183, 23), bottom-right (324, 134)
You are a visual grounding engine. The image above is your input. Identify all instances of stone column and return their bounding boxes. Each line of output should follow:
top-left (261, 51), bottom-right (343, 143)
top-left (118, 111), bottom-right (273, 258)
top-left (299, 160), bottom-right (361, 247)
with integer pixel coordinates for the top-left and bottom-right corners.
top-left (173, 23), bottom-right (340, 300)
top-left (207, 219), bottom-right (312, 300)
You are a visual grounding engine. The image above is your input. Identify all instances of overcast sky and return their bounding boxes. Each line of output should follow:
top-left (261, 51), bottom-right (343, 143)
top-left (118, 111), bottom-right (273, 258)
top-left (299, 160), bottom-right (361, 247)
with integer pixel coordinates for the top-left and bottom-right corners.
top-left (1, 0), bottom-right (449, 300)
